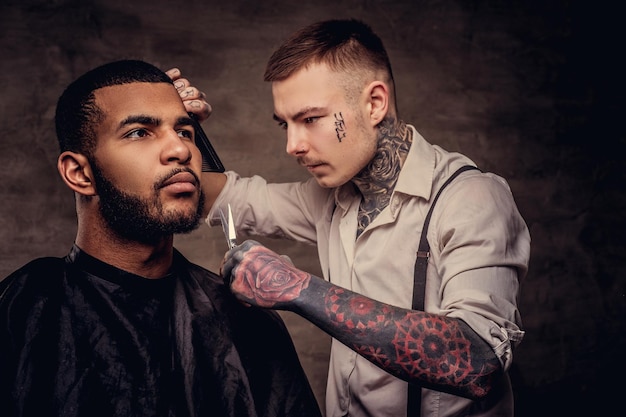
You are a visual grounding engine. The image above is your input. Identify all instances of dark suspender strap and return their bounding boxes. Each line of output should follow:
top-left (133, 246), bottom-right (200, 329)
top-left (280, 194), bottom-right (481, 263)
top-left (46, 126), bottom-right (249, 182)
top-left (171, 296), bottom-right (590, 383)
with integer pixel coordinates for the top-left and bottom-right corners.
top-left (411, 165), bottom-right (479, 310)
top-left (407, 165), bottom-right (480, 417)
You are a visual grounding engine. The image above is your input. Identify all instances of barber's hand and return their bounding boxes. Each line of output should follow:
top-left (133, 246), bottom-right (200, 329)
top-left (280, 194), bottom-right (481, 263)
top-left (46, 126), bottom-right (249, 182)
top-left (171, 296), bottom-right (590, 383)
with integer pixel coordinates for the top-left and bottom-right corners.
top-left (165, 68), bottom-right (212, 121)
top-left (220, 240), bottom-right (311, 309)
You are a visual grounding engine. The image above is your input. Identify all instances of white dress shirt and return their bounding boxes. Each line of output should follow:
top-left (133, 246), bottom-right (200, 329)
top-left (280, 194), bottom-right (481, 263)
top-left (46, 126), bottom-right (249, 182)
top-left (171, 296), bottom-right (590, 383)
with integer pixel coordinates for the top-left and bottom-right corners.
top-left (209, 126), bottom-right (530, 417)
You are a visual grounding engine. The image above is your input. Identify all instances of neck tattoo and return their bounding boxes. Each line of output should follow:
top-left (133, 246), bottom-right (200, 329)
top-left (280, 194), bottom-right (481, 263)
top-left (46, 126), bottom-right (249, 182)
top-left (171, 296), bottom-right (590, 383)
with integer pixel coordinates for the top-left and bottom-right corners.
top-left (354, 119), bottom-right (412, 237)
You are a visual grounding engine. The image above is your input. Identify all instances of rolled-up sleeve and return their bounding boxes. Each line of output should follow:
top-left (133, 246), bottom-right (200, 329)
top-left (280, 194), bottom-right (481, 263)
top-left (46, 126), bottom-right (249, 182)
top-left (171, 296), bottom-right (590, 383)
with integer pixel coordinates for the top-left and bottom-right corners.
top-left (207, 171), bottom-right (333, 245)
top-left (431, 173), bottom-right (530, 370)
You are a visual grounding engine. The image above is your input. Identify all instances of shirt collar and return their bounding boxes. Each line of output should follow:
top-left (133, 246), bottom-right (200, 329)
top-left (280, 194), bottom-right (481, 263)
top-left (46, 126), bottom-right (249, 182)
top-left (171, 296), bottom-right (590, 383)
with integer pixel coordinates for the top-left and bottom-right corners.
top-left (394, 125), bottom-right (436, 201)
top-left (66, 244), bottom-right (180, 287)
top-left (334, 181), bottom-right (357, 213)
top-left (333, 125), bottom-right (436, 209)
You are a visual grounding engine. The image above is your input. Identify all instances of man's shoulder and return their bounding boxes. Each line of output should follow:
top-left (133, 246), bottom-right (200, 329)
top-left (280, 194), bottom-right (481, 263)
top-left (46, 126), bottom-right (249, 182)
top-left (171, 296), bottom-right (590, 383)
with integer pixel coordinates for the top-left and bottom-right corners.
top-left (0, 258), bottom-right (65, 319)
top-left (0, 257), bottom-right (66, 305)
top-left (4, 256), bottom-right (65, 280)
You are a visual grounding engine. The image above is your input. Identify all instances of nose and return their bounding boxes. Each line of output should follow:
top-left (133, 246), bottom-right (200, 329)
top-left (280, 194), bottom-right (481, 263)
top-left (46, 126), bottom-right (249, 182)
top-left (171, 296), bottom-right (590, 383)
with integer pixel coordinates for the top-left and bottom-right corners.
top-left (285, 126), bottom-right (309, 157)
top-left (161, 129), bottom-right (192, 165)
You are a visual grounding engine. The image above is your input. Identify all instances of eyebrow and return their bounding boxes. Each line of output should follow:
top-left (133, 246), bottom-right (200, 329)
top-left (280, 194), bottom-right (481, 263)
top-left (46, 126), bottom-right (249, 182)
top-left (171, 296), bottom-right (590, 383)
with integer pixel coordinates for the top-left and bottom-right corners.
top-left (117, 115), bottom-right (194, 129)
top-left (118, 115), bottom-right (159, 130)
top-left (273, 106), bottom-right (326, 123)
top-left (177, 115), bottom-right (194, 127)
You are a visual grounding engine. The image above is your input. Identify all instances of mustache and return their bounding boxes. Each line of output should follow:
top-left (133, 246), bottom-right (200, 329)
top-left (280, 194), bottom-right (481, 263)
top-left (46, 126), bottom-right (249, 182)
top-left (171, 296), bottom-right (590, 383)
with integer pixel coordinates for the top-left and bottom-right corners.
top-left (297, 157), bottom-right (324, 166)
top-left (154, 167), bottom-right (200, 190)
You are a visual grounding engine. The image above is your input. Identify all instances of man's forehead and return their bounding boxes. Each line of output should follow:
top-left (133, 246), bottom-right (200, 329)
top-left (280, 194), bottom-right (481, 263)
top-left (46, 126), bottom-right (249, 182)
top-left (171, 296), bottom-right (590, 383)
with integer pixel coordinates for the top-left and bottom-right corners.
top-left (272, 66), bottom-right (346, 119)
top-left (93, 82), bottom-right (188, 132)
top-left (94, 82), bottom-right (180, 109)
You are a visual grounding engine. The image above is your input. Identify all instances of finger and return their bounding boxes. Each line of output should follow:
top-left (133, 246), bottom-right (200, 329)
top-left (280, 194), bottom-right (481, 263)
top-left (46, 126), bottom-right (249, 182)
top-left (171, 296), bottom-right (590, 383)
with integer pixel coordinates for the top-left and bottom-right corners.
top-left (280, 254), bottom-right (294, 266)
top-left (220, 240), bottom-right (262, 285)
top-left (184, 100), bottom-right (212, 120)
top-left (179, 86), bottom-right (201, 100)
top-left (173, 78), bottom-right (189, 92)
top-left (240, 239), bottom-right (261, 249)
top-left (220, 248), bottom-right (239, 286)
top-left (165, 67), bottom-right (181, 80)
top-left (218, 256), bottom-right (226, 277)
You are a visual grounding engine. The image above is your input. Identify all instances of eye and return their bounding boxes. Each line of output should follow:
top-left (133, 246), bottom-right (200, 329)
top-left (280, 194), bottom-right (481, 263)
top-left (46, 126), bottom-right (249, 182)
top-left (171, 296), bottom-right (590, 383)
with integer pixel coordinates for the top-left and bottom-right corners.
top-left (277, 121), bottom-right (288, 130)
top-left (124, 128), bottom-right (150, 139)
top-left (304, 116), bottom-right (320, 124)
top-left (178, 128), bottom-right (194, 141)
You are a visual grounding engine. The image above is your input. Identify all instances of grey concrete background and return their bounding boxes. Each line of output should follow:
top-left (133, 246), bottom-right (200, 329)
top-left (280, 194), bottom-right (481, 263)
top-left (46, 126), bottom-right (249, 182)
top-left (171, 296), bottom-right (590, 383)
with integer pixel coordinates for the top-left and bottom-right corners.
top-left (1, 1), bottom-right (624, 416)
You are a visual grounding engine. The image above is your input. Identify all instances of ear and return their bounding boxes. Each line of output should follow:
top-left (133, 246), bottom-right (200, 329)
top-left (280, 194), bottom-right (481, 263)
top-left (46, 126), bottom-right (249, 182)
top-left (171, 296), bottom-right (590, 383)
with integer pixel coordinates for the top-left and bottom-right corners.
top-left (57, 151), bottom-right (97, 196)
top-left (365, 81), bottom-right (389, 126)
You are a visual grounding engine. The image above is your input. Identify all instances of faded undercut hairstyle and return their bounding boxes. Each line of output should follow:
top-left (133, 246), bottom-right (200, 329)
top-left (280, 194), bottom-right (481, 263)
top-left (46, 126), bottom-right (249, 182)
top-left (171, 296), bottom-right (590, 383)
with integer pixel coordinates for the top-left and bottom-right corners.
top-left (55, 60), bottom-right (173, 158)
top-left (264, 19), bottom-right (396, 101)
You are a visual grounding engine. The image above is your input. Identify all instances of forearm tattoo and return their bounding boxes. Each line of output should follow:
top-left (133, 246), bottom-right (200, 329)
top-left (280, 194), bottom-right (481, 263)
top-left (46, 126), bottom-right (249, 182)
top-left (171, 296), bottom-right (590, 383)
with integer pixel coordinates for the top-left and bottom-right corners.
top-left (231, 244), bottom-right (499, 398)
top-left (324, 286), bottom-right (499, 398)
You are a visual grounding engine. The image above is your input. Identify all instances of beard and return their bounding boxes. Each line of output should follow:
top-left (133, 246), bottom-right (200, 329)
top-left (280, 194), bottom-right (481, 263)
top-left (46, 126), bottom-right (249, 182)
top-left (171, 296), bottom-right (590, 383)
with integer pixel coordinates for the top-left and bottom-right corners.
top-left (91, 162), bottom-right (205, 244)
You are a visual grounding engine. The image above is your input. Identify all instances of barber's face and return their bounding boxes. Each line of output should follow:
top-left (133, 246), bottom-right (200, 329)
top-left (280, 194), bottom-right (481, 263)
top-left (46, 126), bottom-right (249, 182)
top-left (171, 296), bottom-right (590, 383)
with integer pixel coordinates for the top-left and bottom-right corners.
top-left (271, 63), bottom-right (378, 188)
top-left (90, 82), bottom-right (204, 242)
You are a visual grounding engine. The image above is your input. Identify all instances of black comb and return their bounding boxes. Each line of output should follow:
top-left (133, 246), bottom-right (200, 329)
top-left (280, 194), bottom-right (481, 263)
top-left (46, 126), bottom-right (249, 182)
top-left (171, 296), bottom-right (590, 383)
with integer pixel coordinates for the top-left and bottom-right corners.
top-left (189, 113), bottom-right (225, 173)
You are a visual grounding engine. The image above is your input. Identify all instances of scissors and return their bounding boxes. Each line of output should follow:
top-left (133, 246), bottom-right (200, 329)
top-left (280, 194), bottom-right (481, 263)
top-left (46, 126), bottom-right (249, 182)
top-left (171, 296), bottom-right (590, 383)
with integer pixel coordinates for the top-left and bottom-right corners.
top-left (218, 204), bottom-right (237, 249)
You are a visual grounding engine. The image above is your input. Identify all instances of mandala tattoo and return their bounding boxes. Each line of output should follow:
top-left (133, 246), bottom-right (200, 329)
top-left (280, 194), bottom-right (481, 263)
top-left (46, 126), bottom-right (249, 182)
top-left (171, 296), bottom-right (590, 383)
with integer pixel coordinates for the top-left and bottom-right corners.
top-left (354, 345), bottom-right (392, 368)
top-left (392, 313), bottom-right (472, 385)
top-left (322, 286), bottom-right (495, 396)
top-left (324, 286), bottom-right (392, 337)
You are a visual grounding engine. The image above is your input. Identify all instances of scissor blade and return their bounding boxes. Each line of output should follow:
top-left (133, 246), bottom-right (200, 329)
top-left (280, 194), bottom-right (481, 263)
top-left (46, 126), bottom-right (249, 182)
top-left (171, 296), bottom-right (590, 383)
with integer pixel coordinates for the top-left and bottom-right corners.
top-left (227, 204), bottom-right (237, 246)
top-left (218, 207), bottom-right (234, 249)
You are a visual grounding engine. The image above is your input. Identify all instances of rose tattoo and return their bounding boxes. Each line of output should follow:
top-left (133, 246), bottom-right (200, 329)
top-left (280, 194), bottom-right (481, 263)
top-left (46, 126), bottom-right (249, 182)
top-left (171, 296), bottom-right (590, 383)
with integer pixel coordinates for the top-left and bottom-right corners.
top-left (232, 246), bottom-right (311, 308)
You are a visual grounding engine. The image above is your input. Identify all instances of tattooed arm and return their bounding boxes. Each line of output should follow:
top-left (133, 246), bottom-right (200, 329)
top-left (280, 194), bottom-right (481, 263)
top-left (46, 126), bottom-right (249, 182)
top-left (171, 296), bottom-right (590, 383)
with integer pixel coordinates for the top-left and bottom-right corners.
top-left (221, 240), bottom-right (503, 400)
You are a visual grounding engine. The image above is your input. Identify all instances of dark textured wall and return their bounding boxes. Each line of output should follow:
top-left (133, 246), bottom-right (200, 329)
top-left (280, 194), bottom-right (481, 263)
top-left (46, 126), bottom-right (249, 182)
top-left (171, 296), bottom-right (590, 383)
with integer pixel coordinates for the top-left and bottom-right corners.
top-left (1, 1), bottom-right (624, 415)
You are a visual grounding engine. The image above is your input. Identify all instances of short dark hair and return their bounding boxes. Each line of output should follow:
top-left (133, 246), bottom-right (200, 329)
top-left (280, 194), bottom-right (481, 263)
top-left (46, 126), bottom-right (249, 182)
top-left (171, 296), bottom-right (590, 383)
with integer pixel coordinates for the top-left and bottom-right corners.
top-left (55, 60), bottom-right (172, 157)
top-left (264, 19), bottom-right (394, 87)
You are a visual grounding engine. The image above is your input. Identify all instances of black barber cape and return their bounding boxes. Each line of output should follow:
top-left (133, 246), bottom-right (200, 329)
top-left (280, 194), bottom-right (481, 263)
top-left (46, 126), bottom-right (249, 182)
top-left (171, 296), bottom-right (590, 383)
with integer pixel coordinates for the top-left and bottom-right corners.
top-left (0, 245), bottom-right (321, 417)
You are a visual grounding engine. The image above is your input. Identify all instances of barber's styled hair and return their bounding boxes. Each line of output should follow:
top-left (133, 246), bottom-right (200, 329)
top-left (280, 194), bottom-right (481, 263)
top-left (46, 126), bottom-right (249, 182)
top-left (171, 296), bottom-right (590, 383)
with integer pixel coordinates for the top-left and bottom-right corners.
top-left (264, 19), bottom-right (394, 87)
top-left (55, 60), bottom-right (172, 157)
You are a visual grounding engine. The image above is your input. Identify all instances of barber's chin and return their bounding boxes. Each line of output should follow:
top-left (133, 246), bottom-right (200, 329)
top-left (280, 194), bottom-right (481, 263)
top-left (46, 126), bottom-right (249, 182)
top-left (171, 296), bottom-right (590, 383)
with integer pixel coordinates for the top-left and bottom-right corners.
top-left (312, 175), bottom-right (345, 189)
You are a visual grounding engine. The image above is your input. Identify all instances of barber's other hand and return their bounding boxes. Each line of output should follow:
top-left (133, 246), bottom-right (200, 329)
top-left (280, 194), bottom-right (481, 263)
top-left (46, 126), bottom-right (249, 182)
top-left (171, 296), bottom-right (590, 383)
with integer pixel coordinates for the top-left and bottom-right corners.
top-left (220, 240), bottom-right (311, 309)
top-left (165, 67), bottom-right (212, 121)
